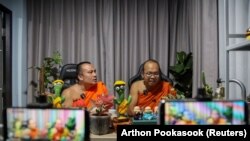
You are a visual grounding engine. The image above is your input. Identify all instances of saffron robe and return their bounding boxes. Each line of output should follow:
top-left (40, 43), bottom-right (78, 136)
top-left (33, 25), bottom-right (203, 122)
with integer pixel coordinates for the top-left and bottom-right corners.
top-left (72, 81), bottom-right (108, 109)
top-left (137, 81), bottom-right (175, 110)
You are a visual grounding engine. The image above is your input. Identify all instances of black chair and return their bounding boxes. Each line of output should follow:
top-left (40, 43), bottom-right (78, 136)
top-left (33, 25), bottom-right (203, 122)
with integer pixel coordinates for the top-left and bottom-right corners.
top-left (128, 64), bottom-right (173, 89)
top-left (59, 64), bottom-right (78, 92)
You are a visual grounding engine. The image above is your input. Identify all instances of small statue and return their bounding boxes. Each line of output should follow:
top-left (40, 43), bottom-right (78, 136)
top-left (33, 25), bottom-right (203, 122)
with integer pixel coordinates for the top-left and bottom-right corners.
top-left (247, 94), bottom-right (250, 102)
top-left (133, 106), bottom-right (142, 120)
top-left (114, 80), bottom-right (132, 121)
top-left (51, 119), bottom-right (67, 140)
top-left (48, 79), bottom-right (65, 108)
top-left (27, 119), bottom-right (39, 139)
top-left (142, 106), bottom-right (154, 120)
top-left (65, 117), bottom-right (76, 131)
top-left (246, 27), bottom-right (250, 40)
top-left (13, 118), bottom-right (22, 138)
top-left (213, 78), bottom-right (225, 100)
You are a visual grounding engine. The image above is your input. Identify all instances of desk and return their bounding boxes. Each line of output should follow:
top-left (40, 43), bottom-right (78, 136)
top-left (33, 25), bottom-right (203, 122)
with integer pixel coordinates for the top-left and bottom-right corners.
top-left (90, 132), bottom-right (116, 141)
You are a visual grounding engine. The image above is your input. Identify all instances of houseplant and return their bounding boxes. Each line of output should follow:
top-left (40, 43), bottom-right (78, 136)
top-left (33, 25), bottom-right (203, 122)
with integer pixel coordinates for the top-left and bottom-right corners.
top-left (169, 51), bottom-right (193, 98)
top-left (29, 51), bottom-right (63, 103)
top-left (89, 94), bottom-right (114, 135)
top-left (201, 71), bottom-right (213, 100)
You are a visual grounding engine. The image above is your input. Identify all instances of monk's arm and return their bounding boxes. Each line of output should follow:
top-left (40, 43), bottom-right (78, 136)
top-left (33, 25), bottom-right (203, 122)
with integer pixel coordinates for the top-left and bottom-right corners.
top-left (62, 90), bottom-right (73, 108)
top-left (127, 83), bottom-right (138, 116)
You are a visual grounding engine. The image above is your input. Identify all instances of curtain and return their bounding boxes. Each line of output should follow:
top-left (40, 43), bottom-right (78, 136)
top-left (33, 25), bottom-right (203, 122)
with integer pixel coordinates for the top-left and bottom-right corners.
top-left (191, 0), bottom-right (219, 97)
top-left (27, 0), bottom-right (218, 103)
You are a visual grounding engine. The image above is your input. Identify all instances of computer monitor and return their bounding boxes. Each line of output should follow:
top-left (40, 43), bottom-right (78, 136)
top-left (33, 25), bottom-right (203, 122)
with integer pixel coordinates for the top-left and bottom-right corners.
top-left (158, 100), bottom-right (248, 125)
top-left (3, 107), bottom-right (90, 141)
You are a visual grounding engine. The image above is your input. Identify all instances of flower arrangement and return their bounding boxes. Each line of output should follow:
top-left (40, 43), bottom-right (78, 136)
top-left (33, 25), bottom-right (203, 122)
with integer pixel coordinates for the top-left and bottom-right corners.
top-left (89, 94), bottom-right (114, 135)
top-left (90, 95), bottom-right (114, 116)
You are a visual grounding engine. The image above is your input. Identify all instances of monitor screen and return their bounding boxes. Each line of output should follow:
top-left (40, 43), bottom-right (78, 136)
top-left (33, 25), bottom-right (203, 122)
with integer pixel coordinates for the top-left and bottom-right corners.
top-left (161, 100), bottom-right (248, 125)
top-left (4, 107), bottom-right (89, 141)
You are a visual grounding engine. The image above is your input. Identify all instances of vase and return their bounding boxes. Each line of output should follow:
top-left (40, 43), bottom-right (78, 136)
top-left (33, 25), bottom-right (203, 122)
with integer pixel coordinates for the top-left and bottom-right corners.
top-left (27, 94), bottom-right (52, 108)
top-left (90, 114), bottom-right (111, 135)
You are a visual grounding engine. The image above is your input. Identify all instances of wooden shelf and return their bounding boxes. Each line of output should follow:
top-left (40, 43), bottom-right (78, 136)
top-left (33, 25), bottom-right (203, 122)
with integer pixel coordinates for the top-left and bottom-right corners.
top-left (226, 40), bottom-right (250, 51)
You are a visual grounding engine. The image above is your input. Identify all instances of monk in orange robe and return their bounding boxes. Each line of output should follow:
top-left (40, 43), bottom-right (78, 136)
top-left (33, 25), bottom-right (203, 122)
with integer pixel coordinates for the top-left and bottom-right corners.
top-left (62, 62), bottom-right (108, 109)
top-left (206, 109), bottom-right (228, 125)
top-left (128, 59), bottom-right (176, 116)
top-left (27, 119), bottom-right (39, 139)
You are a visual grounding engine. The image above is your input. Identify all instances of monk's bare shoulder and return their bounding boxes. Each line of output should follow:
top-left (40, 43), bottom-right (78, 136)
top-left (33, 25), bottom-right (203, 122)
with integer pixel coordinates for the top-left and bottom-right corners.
top-left (62, 84), bottom-right (79, 97)
top-left (130, 80), bottom-right (144, 93)
top-left (131, 80), bottom-right (143, 87)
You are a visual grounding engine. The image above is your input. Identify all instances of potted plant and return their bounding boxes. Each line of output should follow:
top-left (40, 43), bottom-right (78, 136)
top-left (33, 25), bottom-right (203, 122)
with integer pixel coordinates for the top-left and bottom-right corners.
top-left (169, 51), bottom-right (193, 98)
top-left (89, 95), bottom-right (114, 135)
top-left (29, 51), bottom-right (63, 103)
top-left (196, 71), bottom-right (213, 100)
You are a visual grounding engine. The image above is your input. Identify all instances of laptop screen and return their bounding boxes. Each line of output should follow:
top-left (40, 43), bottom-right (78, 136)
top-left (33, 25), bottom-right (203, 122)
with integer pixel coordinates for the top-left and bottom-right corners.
top-left (4, 107), bottom-right (89, 141)
top-left (161, 100), bottom-right (248, 125)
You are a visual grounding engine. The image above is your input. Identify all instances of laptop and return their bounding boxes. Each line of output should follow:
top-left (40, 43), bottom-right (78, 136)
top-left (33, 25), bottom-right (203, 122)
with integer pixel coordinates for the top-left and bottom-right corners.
top-left (3, 107), bottom-right (90, 141)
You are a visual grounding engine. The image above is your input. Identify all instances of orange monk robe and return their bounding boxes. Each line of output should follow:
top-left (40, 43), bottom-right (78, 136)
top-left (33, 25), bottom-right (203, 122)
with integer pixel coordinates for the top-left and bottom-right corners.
top-left (207, 117), bottom-right (227, 125)
top-left (137, 81), bottom-right (175, 110)
top-left (83, 81), bottom-right (109, 109)
top-left (29, 128), bottom-right (39, 139)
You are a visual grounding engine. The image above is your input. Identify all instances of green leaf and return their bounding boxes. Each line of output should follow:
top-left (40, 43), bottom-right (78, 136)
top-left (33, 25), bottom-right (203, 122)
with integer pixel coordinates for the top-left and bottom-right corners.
top-left (202, 71), bottom-right (206, 86)
top-left (177, 51), bottom-right (186, 63)
top-left (172, 64), bottom-right (185, 73)
top-left (185, 53), bottom-right (193, 66)
top-left (47, 96), bottom-right (53, 103)
top-left (169, 51), bottom-right (193, 98)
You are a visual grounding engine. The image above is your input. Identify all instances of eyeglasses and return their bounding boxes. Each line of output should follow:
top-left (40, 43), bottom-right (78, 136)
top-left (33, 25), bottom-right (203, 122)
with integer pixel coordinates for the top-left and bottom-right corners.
top-left (145, 72), bottom-right (160, 77)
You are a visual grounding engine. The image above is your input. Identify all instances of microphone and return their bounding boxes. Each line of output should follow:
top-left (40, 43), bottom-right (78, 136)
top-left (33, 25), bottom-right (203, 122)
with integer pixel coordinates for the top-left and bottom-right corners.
top-left (80, 93), bottom-right (86, 99)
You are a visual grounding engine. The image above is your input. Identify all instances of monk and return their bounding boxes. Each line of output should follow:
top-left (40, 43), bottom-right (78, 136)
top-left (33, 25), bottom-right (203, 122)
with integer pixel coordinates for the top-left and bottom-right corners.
top-left (62, 61), bottom-right (108, 109)
top-left (128, 59), bottom-right (176, 116)
top-left (206, 109), bottom-right (228, 125)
